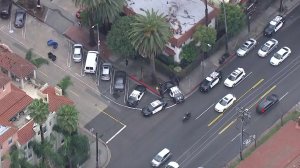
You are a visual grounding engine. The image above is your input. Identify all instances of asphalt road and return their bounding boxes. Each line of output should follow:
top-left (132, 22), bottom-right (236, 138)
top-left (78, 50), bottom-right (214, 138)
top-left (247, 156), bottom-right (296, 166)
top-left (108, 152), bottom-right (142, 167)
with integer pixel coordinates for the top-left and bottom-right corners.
top-left (107, 5), bottom-right (300, 168)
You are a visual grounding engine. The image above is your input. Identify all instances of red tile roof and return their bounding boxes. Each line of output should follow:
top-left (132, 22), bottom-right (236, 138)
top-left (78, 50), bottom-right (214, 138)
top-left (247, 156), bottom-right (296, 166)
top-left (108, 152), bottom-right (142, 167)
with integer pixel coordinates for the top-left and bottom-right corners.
top-left (0, 84), bottom-right (33, 121)
top-left (42, 86), bottom-right (74, 112)
top-left (0, 72), bottom-right (10, 88)
top-left (0, 45), bottom-right (36, 79)
top-left (17, 120), bottom-right (35, 145)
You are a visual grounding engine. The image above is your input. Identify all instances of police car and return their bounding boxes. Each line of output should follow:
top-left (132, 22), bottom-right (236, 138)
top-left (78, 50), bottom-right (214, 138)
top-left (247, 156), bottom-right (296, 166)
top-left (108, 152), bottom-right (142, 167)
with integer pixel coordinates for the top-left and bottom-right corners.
top-left (264, 15), bottom-right (285, 37)
top-left (199, 71), bottom-right (222, 92)
top-left (142, 99), bottom-right (167, 117)
top-left (169, 86), bottom-right (184, 104)
top-left (127, 85), bottom-right (146, 107)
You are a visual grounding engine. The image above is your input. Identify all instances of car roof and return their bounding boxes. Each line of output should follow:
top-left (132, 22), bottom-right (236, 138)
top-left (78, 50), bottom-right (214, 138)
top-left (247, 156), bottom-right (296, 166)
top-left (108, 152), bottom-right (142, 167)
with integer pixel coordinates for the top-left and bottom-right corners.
top-left (102, 62), bottom-right (112, 66)
top-left (129, 90), bottom-right (140, 98)
top-left (170, 86), bottom-right (181, 94)
top-left (158, 148), bottom-right (170, 156)
top-left (150, 100), bottom-right (162, 107)
top-left (277, 47), bottom-right (289, 55)
top-left (231, 68), bottom-right (243, 77)
top-left (210, 71), bottom-right (220, 78)
top-left (223, 94), bottom-right (234, 101)
top-left (74, 47), bottom-right (81, 55)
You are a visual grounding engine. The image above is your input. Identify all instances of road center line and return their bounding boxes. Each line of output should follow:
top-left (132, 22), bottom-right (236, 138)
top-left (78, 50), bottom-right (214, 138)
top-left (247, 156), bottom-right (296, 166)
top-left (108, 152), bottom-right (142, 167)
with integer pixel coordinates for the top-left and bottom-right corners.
top-left (219, 119), bottom-right (237, 135)
top-left (237, 78), bottom-right (264, 102)
top-left (208, 113), bottom-right (223, 127)
top-left (196, 103), bottom-right (214, 120)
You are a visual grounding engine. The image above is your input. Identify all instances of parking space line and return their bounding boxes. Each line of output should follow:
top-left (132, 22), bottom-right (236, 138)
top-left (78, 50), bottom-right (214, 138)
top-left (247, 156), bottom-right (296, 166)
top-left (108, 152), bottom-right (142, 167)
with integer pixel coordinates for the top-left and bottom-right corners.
top-left (69, 89), bottom-right (79, 97)
top-left (38, 70), bottom-right (48, 77)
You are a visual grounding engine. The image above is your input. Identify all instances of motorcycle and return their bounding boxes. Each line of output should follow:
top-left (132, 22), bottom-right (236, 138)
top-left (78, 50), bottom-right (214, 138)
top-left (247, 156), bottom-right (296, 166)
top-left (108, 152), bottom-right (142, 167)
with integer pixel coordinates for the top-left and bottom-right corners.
top-left (182, 112), bottom-right (191, 122)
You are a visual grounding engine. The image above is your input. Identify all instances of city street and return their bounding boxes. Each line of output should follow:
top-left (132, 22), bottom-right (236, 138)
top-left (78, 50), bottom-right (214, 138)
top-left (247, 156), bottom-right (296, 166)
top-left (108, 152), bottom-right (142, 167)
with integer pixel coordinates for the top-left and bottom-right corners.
top-left (107, 4), bottom-right (300, 168)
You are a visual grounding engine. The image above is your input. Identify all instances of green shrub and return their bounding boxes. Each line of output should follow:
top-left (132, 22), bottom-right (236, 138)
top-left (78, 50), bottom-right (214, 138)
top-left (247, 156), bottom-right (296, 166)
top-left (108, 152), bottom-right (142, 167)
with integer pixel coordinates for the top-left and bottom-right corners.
top-left (31, 58), bottom-right (49, 68)
top-left (180, 42), bottom-right (200, 63)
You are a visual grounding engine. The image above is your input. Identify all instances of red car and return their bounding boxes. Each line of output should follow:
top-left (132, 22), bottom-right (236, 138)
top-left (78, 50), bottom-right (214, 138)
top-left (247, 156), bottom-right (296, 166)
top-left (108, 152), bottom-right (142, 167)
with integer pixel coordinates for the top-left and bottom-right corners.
top-left (256, 94), bottom-right (279, 113)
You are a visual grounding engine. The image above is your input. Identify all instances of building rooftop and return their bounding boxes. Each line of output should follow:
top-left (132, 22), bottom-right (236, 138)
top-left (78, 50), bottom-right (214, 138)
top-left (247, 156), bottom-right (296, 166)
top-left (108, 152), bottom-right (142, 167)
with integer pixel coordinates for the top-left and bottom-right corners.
top-left (125, 0), bottom-right (214, 39)
top-left (0, 72), bottom-right (10, 88)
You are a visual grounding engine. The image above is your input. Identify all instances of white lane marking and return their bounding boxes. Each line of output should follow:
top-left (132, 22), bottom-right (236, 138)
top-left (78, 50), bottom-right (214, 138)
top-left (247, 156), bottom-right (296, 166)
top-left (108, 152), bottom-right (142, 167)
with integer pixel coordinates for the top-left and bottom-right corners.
top-left (279, 92), bottom-right (288, 101)
top-left (69, 89), bottom-right (79, 97)
top-left (106, 125), bottom-right (126, 144)
top-left (196, 104), bottom-right (214, 120)
top-left (231, 133), bottom-right (240, 142)
top-left (75, 73), bottom-right (81, 78)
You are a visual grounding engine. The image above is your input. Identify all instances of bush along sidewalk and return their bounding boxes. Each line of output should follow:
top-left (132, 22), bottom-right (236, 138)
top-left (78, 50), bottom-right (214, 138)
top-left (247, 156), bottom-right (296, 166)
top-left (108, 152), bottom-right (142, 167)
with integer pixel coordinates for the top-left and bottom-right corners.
top-left (57, 76), bottom-right (73, 95)
top-left (25, 49), bottom-right (49, 68)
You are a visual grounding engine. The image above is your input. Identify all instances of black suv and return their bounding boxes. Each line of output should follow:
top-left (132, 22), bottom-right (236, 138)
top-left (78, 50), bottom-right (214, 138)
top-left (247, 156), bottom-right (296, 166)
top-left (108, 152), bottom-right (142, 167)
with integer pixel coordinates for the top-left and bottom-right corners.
top-left (0, 0), bottom-right (12, 19)
top-left (113, 71), bottom-right (126, 92)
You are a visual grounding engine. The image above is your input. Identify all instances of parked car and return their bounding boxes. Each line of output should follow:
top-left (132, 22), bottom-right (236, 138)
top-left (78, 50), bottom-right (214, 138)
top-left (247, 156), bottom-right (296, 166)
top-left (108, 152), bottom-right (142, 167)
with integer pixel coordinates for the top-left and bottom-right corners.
top-left (256, 94), bottom-right (279, 113)
top-left (236, 38), bottom-right (257, 57)
top-left (127, 85), bottom-right (146, 107)
top-left (151, 148), bottom-right (172, 167)
top-left (158, 81), bottom-right (175, 96)
top-left (165, 161), bottom-right (179, 168)
top-left (199, 71), bottom-right (222, 92)
top-left (215, 94), bottom-right (236, 113)
top-left (224, 68), bottom-right (246, 88)
top-left (258, 39), bottom-right (278, 57)
top-left (14, 9), bottom-right (26, 28)
top-left (84, 51), bottom-right (98, 73)
top-left (100, 63), bottom-right (112, 81)
top-left (113, 71), bottom-right (126, 92)
top-left (264, 15), bottom-right (285, 37)
top-left (0, 0), bottom-right (12, 19)
top-left (72, 44), bottom-right (83, 62)
top-left (270, 47), bottom-right (291, 66)
top-left (142, 99), bottom-right (167, 117)
top-left (169, 86), bottom-right (184, 104)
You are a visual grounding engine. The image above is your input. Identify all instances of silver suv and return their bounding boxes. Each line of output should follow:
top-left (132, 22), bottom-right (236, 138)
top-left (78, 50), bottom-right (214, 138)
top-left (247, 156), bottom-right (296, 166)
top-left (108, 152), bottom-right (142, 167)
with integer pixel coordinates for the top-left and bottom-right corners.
top-left (72, 44), bottom-right (83, 62)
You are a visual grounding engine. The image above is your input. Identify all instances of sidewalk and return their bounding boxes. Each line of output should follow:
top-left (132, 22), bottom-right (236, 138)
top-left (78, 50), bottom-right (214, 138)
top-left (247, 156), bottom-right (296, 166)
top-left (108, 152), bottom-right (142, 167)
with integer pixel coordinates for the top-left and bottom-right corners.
top-left (21, 0), bottom-right (300, 167)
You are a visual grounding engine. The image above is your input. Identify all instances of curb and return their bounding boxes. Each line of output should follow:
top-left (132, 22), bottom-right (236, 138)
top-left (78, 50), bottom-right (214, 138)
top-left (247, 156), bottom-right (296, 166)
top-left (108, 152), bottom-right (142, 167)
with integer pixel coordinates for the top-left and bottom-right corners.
top-left (79, 124), bottom-right (111, 168)
top-left (129, 74), bottom-right (160, 96)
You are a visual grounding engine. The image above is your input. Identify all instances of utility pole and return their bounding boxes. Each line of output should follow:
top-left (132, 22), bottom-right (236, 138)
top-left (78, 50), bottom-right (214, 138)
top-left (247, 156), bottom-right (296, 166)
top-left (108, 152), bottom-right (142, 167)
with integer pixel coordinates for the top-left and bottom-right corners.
top-left (237, 107), bottom-right (251, 160)
top-left (221, 0), bottom-right (229, 54)
top-left (205, 0), bottom-right (209, 27)
top-left (96, 133), bottom-right (99, 168)
top-left (280, 0), bottom-right (284, 12)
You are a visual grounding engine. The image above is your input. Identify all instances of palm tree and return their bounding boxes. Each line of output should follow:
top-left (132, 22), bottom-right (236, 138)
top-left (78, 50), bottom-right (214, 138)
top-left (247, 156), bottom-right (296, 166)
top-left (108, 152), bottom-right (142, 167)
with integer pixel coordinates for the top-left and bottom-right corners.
top-left (72, 0), bottom-right (102, 46)
top-left (29, 99), bottom-right (49, 144)
top-left (129, 9), bottom-right (171, 82)
top-left (95, 0), bottom-right (125, 33)
top-left (57, 105), bottom-right (79, 135)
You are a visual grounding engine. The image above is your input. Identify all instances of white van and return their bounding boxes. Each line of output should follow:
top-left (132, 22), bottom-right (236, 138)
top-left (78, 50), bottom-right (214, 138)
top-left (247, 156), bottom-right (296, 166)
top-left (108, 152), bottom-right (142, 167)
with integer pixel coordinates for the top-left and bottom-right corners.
top-left (84, 51), bottom-right (98, 73)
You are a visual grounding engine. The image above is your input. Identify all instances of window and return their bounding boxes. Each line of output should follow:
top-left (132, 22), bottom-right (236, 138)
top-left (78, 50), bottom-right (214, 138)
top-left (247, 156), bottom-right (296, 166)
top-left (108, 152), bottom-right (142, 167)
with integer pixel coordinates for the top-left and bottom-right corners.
top-left (8, 137), bottom-right (13, 145)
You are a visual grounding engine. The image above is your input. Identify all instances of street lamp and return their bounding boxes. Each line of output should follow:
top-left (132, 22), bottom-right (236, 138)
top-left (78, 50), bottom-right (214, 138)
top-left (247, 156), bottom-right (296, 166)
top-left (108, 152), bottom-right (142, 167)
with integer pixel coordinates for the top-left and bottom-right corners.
top-left (205, 0), bottom-right (209, 27)
top-left (221, 0), bottom-right (229, 55)
top-left (92, 24), bottom-right (100, 55)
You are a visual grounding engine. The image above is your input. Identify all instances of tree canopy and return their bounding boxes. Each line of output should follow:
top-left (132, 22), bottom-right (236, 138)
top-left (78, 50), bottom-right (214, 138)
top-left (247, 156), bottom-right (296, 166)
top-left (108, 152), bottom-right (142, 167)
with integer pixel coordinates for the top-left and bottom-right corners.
top-left (219, 3), bottom-right (246, 36)
top-left (107, 16), bottom-right (136, 58)
top-left (193, 26), bottom-right (217, 52)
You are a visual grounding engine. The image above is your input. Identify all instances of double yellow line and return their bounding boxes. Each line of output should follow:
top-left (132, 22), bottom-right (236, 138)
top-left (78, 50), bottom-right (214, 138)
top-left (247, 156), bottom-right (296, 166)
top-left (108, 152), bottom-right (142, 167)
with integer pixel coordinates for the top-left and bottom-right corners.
top-left (218, 84), bottom-right (277, 135)
top-left (207, 79), bottom-right (264, 127)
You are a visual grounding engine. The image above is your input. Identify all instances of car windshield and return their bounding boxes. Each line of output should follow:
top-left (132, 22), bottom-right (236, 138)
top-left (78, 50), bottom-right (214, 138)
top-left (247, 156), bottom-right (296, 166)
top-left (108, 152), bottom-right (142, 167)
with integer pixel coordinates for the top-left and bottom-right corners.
top-left (219, 99), bottom-right (228, 106)
top-left (240, 45), bottom-right (248, 51)
top-left (261, 45), bottom-right (270, 52)
top-left (267, 24), bottom-right (276, 30)
top-left (153, 155), bottom-right (163, 162)
top-left (201, 79), bottom-right (210, 86)
top-left (274, 53), bottom-right (283, 59)
top-left (228, 74), bottom-right (236, 81)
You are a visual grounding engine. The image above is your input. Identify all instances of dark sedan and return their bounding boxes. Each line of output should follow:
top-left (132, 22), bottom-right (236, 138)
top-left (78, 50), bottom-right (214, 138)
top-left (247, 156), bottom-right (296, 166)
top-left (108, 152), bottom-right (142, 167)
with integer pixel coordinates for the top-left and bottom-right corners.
top-left (256, 94), bottom-right (279, 113)
top-left (113, 71), bottom-right (126, 92)
top-left (14, 9), bottom-right (26, 28)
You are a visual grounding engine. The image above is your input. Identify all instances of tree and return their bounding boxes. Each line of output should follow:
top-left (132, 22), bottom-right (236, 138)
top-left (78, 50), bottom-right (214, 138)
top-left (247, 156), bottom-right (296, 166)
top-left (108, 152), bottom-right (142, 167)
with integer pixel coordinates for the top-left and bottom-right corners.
top-left (9, 145), bottom-right (34, 168)
top-left (219, 3), bottom-right (246, 36)
top-left (129, 9), bottom-right (171, 83)
top-left (180, 42), bottom-right (199, 63)
top-left (72, 0), bottom-right (102, 46)
top-left (58, 76), bottom-right (73, 95)
top-left (193, 26), bottom-right (217, 53)
top-left (95, 0), bottom-right (125, 33)
top-left (28, 99), bottom-right (49, 165)
top-left (57, 105), bottom-right (79, 135)
top-left (107, 16), bottom-right (136, 58)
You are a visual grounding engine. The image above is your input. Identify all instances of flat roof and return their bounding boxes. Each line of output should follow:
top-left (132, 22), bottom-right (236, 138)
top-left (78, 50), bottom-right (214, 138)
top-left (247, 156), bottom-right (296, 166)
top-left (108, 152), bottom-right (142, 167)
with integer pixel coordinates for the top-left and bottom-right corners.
top-left (125, 0), bottom-right (214, 39)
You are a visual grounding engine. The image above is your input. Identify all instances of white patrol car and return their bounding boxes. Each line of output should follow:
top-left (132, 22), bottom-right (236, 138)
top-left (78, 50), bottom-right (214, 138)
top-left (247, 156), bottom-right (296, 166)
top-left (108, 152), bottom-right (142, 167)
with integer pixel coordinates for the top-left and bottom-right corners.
top-left (199, 71), bottom-right (222, 92)
top-left (224, 68), bottom-right (246, 88)
top-left (142, 99), bottom-right (167, 117)
top-left (264, 15), bottom-right (285, 37)
top-left (169, 86), bottom-right (184, 104)
top-left (127, 85), bottom-right (146, 107)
